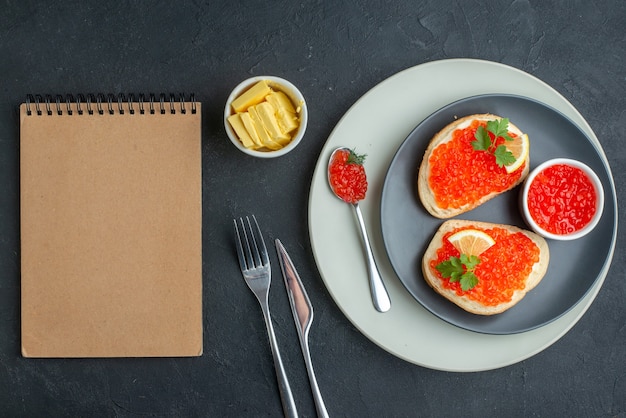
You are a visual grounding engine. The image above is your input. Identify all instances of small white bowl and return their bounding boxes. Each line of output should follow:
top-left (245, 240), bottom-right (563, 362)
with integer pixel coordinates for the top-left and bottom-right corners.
top-left (520, 158), bottom-right (604, 240)
top-left (224, 75), bottom-right (307, 158)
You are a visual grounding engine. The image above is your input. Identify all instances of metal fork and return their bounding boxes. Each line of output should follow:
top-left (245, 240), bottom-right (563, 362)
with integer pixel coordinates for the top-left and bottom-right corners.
top-left (234, 215), bottom-right (298, 418)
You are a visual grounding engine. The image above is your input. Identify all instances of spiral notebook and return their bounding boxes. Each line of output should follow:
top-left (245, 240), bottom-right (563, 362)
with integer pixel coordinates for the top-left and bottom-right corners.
top-left (19, 94), bottom-right (203, 358)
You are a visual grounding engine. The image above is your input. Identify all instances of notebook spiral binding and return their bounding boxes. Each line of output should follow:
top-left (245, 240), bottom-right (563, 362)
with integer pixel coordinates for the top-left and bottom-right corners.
top-left (25, 93), bottom-right (197, 116)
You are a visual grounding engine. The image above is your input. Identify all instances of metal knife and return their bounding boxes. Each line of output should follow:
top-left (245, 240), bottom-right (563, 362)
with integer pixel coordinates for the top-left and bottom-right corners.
top-left (275, 239), bottom-right (329, 418)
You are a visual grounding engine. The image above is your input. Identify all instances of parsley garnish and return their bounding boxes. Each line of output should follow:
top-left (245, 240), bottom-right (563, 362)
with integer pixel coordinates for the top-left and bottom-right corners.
top-left (347, 149), bottom-right (367, 165)
top-left (471, 118), bottom-right (515, 168)
top-left (436, 254), bottom-right (480, 291)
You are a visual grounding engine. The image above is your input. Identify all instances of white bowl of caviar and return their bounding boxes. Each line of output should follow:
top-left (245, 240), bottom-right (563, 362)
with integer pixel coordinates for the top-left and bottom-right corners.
top-left (224, 75), bottom-right (307, 158)
top-left (520, 158), bottom-right (604, 240)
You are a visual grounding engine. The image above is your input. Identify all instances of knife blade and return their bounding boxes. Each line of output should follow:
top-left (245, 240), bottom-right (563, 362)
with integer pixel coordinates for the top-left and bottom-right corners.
top-left (275, 239), bottom-right (329, 418)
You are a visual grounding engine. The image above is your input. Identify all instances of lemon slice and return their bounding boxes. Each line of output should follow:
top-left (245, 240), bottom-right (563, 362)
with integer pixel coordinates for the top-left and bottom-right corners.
top-left (448, 229), bottom-right (495, 256)
top-left (504, 133), bottom-right (529, 173)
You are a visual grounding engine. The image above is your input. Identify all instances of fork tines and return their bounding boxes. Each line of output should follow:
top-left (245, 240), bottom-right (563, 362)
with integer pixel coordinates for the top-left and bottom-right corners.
top-left (233, 215), bottom-right (298, 417)
top-left (234, 215), bottom-right (270, 271)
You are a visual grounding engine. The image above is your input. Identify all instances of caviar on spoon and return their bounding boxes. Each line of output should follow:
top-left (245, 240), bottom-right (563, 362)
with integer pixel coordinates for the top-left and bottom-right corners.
top-left (328, 147), bottom-right (391, 313)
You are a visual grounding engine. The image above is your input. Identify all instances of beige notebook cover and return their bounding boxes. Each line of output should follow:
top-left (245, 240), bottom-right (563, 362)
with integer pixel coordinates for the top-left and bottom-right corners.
top-left (19, 95), bottom-right (202, 358)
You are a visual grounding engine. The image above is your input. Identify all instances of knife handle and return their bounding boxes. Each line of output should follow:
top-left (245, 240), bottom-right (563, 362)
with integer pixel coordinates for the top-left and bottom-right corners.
top-left (301, 341), bottom-right (329, 418)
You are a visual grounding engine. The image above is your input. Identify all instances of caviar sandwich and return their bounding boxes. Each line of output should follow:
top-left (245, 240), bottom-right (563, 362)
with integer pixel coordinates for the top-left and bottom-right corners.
top-left (422, 220), bottom-right (549, 315)
top-left (418, 114), bottom-right (530, 218)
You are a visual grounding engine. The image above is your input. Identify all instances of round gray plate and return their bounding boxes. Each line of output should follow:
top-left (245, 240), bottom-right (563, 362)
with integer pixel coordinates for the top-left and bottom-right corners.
top-left (380, 94), bottom-right (616, 334)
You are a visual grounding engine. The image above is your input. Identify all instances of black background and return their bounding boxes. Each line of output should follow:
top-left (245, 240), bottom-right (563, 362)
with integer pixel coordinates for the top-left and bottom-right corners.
top-left (1, 1), bottom-right (624, 417)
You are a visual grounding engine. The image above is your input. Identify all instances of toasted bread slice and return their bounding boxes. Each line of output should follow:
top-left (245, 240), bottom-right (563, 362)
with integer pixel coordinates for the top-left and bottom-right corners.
top-left (422, 220), bottom-right (550, 315)
top-left (418, 114), bottom-right (529, 219)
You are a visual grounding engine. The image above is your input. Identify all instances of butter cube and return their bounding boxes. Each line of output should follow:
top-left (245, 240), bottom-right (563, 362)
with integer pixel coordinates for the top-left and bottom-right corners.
top-left (266, 91), bottom-right (296, 113)
top-left (255, 102), bottom-right (290, 142)
top-left (263, 137), bottom-right (284, 150)
top-left (247, 107), bottom-right (282, 150)
top-left (239, 112), bottom-right (263, 148)
top-left (227, 113), bottom-right (258, 149)
top-left (276, 110), bottom-right (299, 135)
top-left (265, 91), bottom-right (299, 134)
top-left (231, 80), bottom-right (272, 113)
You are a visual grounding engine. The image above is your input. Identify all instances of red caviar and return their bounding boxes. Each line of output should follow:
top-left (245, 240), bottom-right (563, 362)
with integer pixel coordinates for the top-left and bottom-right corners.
top-left (428, 120), bottom-right (525, 209)
top-left (429, 226), bottom-right (540, 306)
top-left (329, 149), bottom-right (368, 204)
top-left (527, 164), bottom-right (597, 235)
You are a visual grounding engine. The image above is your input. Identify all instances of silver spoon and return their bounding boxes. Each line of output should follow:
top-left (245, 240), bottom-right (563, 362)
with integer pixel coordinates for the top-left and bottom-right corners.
top-left (328, 147), bottom-right (391, 313)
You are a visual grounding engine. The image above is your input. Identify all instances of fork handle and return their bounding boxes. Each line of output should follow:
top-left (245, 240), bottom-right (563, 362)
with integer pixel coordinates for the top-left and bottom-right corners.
top-left (261, 305), bottom-right (299, 418)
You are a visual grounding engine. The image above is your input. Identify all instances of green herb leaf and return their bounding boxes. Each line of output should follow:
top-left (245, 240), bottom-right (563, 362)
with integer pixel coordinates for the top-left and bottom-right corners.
top-left (435, 254), bottom-right (481, 291)
top-left (436, 256), bottom-right (464, 281)
top-left (460, 254), bottom-right (480, 270)
top-left (347, 149), bottom-right (367, 165)
top-left (493, 145), bottom-right (516, 167)
top-left (471, 118), bottom-right (516, 167)
top-left (487, 118), bottom-right (514, 142)
top-left (460, 272), bottom-right (479, 291)
top-left (471, 126), bottom-right (491, 151)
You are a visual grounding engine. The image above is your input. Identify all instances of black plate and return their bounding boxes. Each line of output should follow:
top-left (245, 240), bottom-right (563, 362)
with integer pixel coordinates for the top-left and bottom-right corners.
top-left (380, 94), bottom-right (616, 334)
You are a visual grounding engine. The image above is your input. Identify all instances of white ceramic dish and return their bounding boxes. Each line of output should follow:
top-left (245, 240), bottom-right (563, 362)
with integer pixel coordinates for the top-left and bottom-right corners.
top-left (224, 75), bottom-right (307, 158)
top-left (308, 59), bottom-right (617, 372)
top-left (520, 158), bottom-right (604, 240)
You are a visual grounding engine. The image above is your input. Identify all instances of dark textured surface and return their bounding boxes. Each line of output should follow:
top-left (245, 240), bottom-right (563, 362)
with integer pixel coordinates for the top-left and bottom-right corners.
top-left (1, 1), bottom-right (624, 417)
